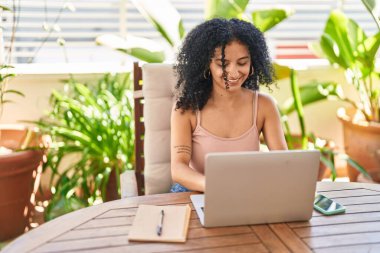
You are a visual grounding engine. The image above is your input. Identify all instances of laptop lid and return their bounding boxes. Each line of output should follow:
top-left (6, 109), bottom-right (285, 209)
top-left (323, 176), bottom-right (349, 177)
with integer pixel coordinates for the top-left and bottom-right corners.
top-left (192, 150), bottom-right (320, 227)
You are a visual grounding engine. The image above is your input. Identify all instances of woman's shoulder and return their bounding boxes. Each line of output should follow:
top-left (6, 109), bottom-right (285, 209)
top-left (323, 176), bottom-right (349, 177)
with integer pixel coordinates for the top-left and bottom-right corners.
top-left (171, 104), bottom-right (197, 126)
top-left (257, 92), bottom-right (277, 107)
top-left (172, 104), bottom-right (196, 117)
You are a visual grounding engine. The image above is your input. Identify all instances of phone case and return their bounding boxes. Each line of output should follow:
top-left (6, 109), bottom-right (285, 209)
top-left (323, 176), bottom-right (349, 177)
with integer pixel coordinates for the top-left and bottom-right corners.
top-left (313, 194), bottom-right (346, 215)
top-left (313, 204), bottom-right (346, 215)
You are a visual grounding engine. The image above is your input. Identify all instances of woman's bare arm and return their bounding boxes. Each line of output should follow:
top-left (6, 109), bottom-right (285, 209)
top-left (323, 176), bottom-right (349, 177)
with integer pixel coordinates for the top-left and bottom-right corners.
top-left (260, 94), bottom-right (288, 150)
top-left (171, 106), bottom-right (205, 192)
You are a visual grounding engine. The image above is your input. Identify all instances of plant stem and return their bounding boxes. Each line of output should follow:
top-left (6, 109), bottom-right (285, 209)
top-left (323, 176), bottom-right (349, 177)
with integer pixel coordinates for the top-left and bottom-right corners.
top-left (290, 69), bottom-right (307, 149)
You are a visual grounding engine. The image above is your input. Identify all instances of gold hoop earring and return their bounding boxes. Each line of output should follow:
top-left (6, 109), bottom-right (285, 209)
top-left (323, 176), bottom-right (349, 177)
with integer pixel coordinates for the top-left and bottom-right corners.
top-left (249, 66), bottom-right (254, 76)
top-left (203, 69), bottom-right (211, 79)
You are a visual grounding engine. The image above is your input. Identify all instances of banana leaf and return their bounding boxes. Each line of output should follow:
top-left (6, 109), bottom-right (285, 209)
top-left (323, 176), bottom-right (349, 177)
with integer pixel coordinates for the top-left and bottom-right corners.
top-left (131, 0), bottom-right (185, 47)
top-left (280, 81), bottom-right (341, 115)
top-left (252, 8), bottom-right (293, 33)
top-left (96, 34), bottom-right (165, 63)
top-left (205, 0), bottom-right (249, 20)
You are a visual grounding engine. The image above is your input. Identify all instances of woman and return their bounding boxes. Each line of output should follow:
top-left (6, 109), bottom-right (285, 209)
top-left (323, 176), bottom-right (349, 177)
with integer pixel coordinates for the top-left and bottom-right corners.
top-left (171, 18), bottom-right (287, 193)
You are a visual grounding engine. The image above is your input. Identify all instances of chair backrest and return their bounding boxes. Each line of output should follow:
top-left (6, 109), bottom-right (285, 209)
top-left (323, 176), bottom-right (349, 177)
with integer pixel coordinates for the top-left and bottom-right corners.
top-left (133, 62), bottom-right (177, 195)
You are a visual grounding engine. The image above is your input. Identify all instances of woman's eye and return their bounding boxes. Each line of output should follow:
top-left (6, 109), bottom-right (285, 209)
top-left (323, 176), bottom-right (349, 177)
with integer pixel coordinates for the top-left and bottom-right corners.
top-left (238, 62), bottom-right (248, 66)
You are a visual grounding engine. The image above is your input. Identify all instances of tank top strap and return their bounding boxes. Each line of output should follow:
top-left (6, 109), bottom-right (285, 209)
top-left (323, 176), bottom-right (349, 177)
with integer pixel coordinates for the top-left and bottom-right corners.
top-left (253, 91), bottom-right (258, 127)
top-left (196, 110), bottom-right (201, 127)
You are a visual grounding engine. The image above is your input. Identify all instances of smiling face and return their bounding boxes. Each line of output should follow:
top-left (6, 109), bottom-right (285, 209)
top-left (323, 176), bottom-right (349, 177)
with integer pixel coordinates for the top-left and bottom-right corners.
top-left (209, 40), bottom-right (252, 92)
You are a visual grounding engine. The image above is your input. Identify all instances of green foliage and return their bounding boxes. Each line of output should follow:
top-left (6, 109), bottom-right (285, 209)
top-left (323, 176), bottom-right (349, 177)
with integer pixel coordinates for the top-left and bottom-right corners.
top-left (97, 0), bottom-right (184, 62)
top-left (362, 0), bottom-right (380, 29)
top-left (252, 9), bottom-right (293, 33)
top-left (314, 8), bottom-right (380, 122)
top-left (0, 3), bottom-right (24, 118)
top-left (205, 0), bottom-right (250, 20)
top-left (205, 0), bottom-right (293, 32)
top-left (278, 68), bottom-right (368, 180)
top-left (96, 35), bottom-right (165, 63)
top-left (0, 5), bottom-right (11, 11)
top-left (131, 0), bottom-right (185, 47)
top-left (36, 73), bottom-right (135, 220)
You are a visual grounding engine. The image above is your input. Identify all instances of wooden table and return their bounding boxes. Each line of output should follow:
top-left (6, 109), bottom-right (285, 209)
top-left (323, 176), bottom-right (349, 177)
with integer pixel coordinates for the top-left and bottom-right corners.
top-left (3, 182), bottom-right (380, 253)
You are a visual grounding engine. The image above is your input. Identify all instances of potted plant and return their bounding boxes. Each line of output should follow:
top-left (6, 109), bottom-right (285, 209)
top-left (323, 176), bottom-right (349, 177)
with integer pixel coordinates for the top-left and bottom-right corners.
top-left (278, 68), bottom-right (368, 181)
top-left (35, 73), bottom-right (135, 220)
top-left (311, 0), bottom-right (380, 182)
top-left (0, 4), bottom-right (46, 241)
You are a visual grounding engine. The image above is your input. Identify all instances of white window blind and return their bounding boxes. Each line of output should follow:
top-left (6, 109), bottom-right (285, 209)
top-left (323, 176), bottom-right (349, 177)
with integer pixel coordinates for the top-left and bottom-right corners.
top-left (1, 0), bottom-right (377, 64)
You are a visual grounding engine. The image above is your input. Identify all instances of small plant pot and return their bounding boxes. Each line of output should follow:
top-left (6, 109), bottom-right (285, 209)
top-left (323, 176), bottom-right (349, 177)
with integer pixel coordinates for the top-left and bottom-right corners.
top-left (337, 108), bottom-right (380, 182)
top-left (0, 125), bottom-right (44, 241)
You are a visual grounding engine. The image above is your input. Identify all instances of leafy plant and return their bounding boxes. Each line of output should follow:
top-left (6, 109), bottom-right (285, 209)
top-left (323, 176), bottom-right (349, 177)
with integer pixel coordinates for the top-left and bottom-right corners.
top-left (310, 2), bottom-right (380, 122)
top-left (97, 0), bottom-right (292, 64)
top-left (205, 0), bottom-right (293, 33)
top-left (96, 0), bottom-right (184, 63)
top-left (0, 4), bottom-right (25, 119)
top-left (36, 73), bottom-right (135, 220)
top-left (279, 69), bottom-right (369, 180)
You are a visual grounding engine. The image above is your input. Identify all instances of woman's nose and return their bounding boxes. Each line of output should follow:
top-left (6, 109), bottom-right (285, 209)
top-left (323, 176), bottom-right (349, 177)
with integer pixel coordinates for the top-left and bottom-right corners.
top-left (227, 66), bottom-right (239, 78)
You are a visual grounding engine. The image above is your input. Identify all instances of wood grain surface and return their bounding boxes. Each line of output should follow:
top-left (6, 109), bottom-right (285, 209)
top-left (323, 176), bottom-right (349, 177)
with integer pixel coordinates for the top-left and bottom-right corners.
top-left (3, 182), bottom-right (380, 253)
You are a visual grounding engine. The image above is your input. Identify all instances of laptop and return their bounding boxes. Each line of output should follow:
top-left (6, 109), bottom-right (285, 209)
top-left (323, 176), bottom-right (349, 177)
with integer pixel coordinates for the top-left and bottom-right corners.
top-left (190, 150), bottom-right (320, 227)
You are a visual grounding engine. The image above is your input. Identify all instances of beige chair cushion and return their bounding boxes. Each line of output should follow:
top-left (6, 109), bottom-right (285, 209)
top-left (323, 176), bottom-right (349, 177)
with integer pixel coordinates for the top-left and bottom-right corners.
top-left (142, 63), bottom-right (176, 194)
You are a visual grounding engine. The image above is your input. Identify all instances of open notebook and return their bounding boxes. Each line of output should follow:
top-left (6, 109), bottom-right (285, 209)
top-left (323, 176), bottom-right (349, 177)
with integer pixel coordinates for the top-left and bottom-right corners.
top-left (128, 204), bottom-right (191, 243)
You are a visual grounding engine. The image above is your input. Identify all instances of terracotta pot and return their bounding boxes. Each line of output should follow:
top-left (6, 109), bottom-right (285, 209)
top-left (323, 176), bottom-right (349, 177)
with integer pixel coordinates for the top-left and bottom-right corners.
top-left (0, 125), bottom-right (44, 241)
top-left (337, 108), bottom-right (380, 182)
top-left (287, 135), bottom-right (328, 181)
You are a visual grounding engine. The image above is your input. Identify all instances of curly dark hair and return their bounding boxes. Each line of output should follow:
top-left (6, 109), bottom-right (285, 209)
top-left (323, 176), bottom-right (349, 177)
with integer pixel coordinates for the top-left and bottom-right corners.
top-left (174, 18), bottom-right (274, 111)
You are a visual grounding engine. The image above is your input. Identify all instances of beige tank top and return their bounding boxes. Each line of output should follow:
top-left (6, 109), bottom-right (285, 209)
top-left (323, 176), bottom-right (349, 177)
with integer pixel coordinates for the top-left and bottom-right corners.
top-left (190, 91), bottom-right (260, 173)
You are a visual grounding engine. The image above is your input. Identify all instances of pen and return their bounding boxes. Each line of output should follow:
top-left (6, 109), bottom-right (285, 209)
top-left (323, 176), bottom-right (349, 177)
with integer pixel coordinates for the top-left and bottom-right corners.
top-left (156, 209), bottom-right (165, 236)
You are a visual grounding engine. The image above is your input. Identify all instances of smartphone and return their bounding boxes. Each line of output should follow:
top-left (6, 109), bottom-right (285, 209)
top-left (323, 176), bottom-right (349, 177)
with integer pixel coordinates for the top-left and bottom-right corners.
top-left (314, 194), bottom-right (346, 215)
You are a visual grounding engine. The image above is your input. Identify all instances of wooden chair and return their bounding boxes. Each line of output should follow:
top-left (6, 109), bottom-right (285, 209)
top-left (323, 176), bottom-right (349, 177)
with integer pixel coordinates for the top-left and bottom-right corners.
top-left (133, 62), bottom-right (145, 195)
top-left (132, 62), bottom-right (177, 195)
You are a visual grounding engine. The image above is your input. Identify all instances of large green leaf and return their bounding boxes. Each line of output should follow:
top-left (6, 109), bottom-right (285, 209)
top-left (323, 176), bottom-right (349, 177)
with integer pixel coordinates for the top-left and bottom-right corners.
top-left (280, 81), bottom-right (341, 115)
top-left (251, 9), bottom-right (293, 33)
top-left (96, 34), bottom-right (165, 63)
top-left (205, 0), bottom-right (249, 20)
top-left (364, 32), bottom-right (380, 59)
top-left (347, 18), bottom-right (367, 51)
top-left (131, 0), bottom-right (184, 47)
top-left (323, 10), bottom-right (355, 69)
top-left (320, 34), bottom-right (347, 68)
top-left (357, 31), bottom-right (380, 72)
